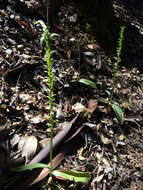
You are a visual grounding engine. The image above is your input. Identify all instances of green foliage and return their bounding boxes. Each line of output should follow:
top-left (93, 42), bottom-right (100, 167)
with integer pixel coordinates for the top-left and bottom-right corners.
top-left (35, 19), bottom-right (59, 176)
top-left (105, 90), bottom-right (112, 102)
top-left (114, 26), bottom-right (125, 71)
top-left (78, 26), bottom-right (125, 125)
top-left (99, 26), bottom-right (125, 125)
top-left (111, 104), bottom-right (124, 125)
top-left (11, 163), bottom-right (50, 172)
top-left (79, 78), bottom-right (97, 89)
top-left (98, 95), bottom-right (125, 125)
top-left (11, 165), bottom-right (91, 183)
top-left (21, 10), bottom-right (90, 187)
top-left (53, 170), bottom-right (91, 183)
top-left (111, 26), bottom-right (125, 102)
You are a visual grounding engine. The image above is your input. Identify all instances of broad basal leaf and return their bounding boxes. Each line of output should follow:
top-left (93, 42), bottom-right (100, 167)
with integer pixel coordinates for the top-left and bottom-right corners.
top-left (112, 104), bottom-right (124, 125)
top-left (53, 170), bottom-right (91, 183)
top-left (79, 79), bottom-right (97, 89)
top-left (11, 163), bottom-right (50, 172)
top-left (97, 98), bottom-right (109, 104)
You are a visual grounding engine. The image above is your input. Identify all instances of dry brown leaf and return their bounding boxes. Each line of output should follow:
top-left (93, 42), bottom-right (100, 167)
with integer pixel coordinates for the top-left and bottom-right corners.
top-left (39, 138), bottom-right (50, 149)
top-left (119, 134), bottom-right (125, 141)
top-left (19, 93), bottom-right (36, 104)
top-left (22, 136), bottom-right (38, 163)
top-left (29, 115), bottom-right (79, 164)
top-left (0, 91), bottom-right (4, 102)
top-left (18, 136), bottom-right (29, 150)
top-left (77, 147), bottom-right (85, 161)
top-left (30, 115), bottom-right (46, 124)
top-left (73, 101), bottom-right (98, 119)
top-left (94, 173), bottom-right (104, 182)
top-left (73, 103), bottom-right (87, 113)
top-left (10, 134), bottom-right (20, 148)
top-left (24, 112), bottom-right (47, 124)
top-left (56, 100), bottom-right (63, 119)
top-left (87, 99), bottom-right (98, 113)
top-left (96, 152), bottom-right (111, 167)
top-left (72, 103), bottom-right (91, 118)
top-left (100, 134), bottom-right (111, 145)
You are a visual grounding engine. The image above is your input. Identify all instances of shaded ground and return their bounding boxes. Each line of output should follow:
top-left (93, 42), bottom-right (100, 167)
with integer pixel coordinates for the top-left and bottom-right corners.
top-left (0, 0), bottom-right (143, 189)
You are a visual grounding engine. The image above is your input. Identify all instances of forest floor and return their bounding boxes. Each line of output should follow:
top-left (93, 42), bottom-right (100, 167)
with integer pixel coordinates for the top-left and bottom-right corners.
top-left (0, 0), bottom-right (143, 189)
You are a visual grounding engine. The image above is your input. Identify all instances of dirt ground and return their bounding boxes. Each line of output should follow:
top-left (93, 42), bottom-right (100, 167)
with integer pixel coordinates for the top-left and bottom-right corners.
top-left (0, 0), bottom-right (143, 189)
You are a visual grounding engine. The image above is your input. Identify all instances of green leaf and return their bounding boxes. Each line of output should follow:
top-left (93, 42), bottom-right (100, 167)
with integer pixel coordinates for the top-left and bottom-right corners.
top-left (79, 79), bottom-right (97, 89)
top-left (97, 98), bottom-right (109, 104)
top-left (40, 34), bottom-right (45, 44)
top-left (35, 20), bottom-right (47, 32)
top-left (53, 170), bottom-right (91, 183)
top-left (11, 163), bottom-right (50, 172)
top-left (112, 104), bottom-right (124, 125)
top-left (105, 90), bottom-right (112, 101)
top-left (50, 33), bottom-right (60, 39)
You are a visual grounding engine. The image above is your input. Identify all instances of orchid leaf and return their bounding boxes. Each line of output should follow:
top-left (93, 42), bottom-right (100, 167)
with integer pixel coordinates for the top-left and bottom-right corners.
top-left (11, 163), bottom-right (50, 172)
top-left (112, 104), bottom-right (124, 125)
top-left (105, 90), bottom-right (112, 101)
top-left (97, 98), bottom-right (109, 104)
top-left (79, 79), bottom-right (97, 89)
top-left (53, 170), bottom-right (91, 183)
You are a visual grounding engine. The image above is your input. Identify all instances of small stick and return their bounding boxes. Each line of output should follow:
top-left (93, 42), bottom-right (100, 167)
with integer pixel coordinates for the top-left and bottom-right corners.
top-left (29, 114), bottom-right (79, 164)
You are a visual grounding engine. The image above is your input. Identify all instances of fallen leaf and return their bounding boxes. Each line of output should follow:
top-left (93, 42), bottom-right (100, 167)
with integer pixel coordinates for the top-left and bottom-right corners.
top-left (87, 99), bottom-right (98, 113)
top-left (30, 115), bottom-right (46, 124)
top-left (10, 134), bottom-right (20, 148)
top-left (18, 136), bottom-right (29, 150)
top-left (22, 136), bottom-right (38, 163)
top-left (100, 134), bottom-right (111, 145)
top-left (119, 134), bottom-right (125, 141)
top-left (0, 67), bottom-right (5, 75)
top-left (73, 103), bottom-right (87, 113)
top-left (39, 138), bottom-right (50, 149)
top-left (19, 93), bottom-right (36, 104)
top-left (96, 152), bottom-right (111, 167)
top-left (0, 91), bottom-right (4, 101)
top-left (56, 99), bottom-right (63, 119)
top-left (94, 173), bottom-right (104, 182)
top-left (29, 115), bottom-right (79, 164)
top-left (77, 147), bottom-right (85, 161)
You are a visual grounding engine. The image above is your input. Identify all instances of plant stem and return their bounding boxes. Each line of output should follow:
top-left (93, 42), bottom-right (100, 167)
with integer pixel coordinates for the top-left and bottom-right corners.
top-left (46, 0), bottom-right (54, 178)
top-left (76, 39), bottom-right (81, 77)
top-left (111, 26), bottom-right (125, 104)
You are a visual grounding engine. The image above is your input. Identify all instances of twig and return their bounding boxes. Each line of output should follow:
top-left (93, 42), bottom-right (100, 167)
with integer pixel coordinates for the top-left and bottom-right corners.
top-left (29, 114), bottom-right (79, 164)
